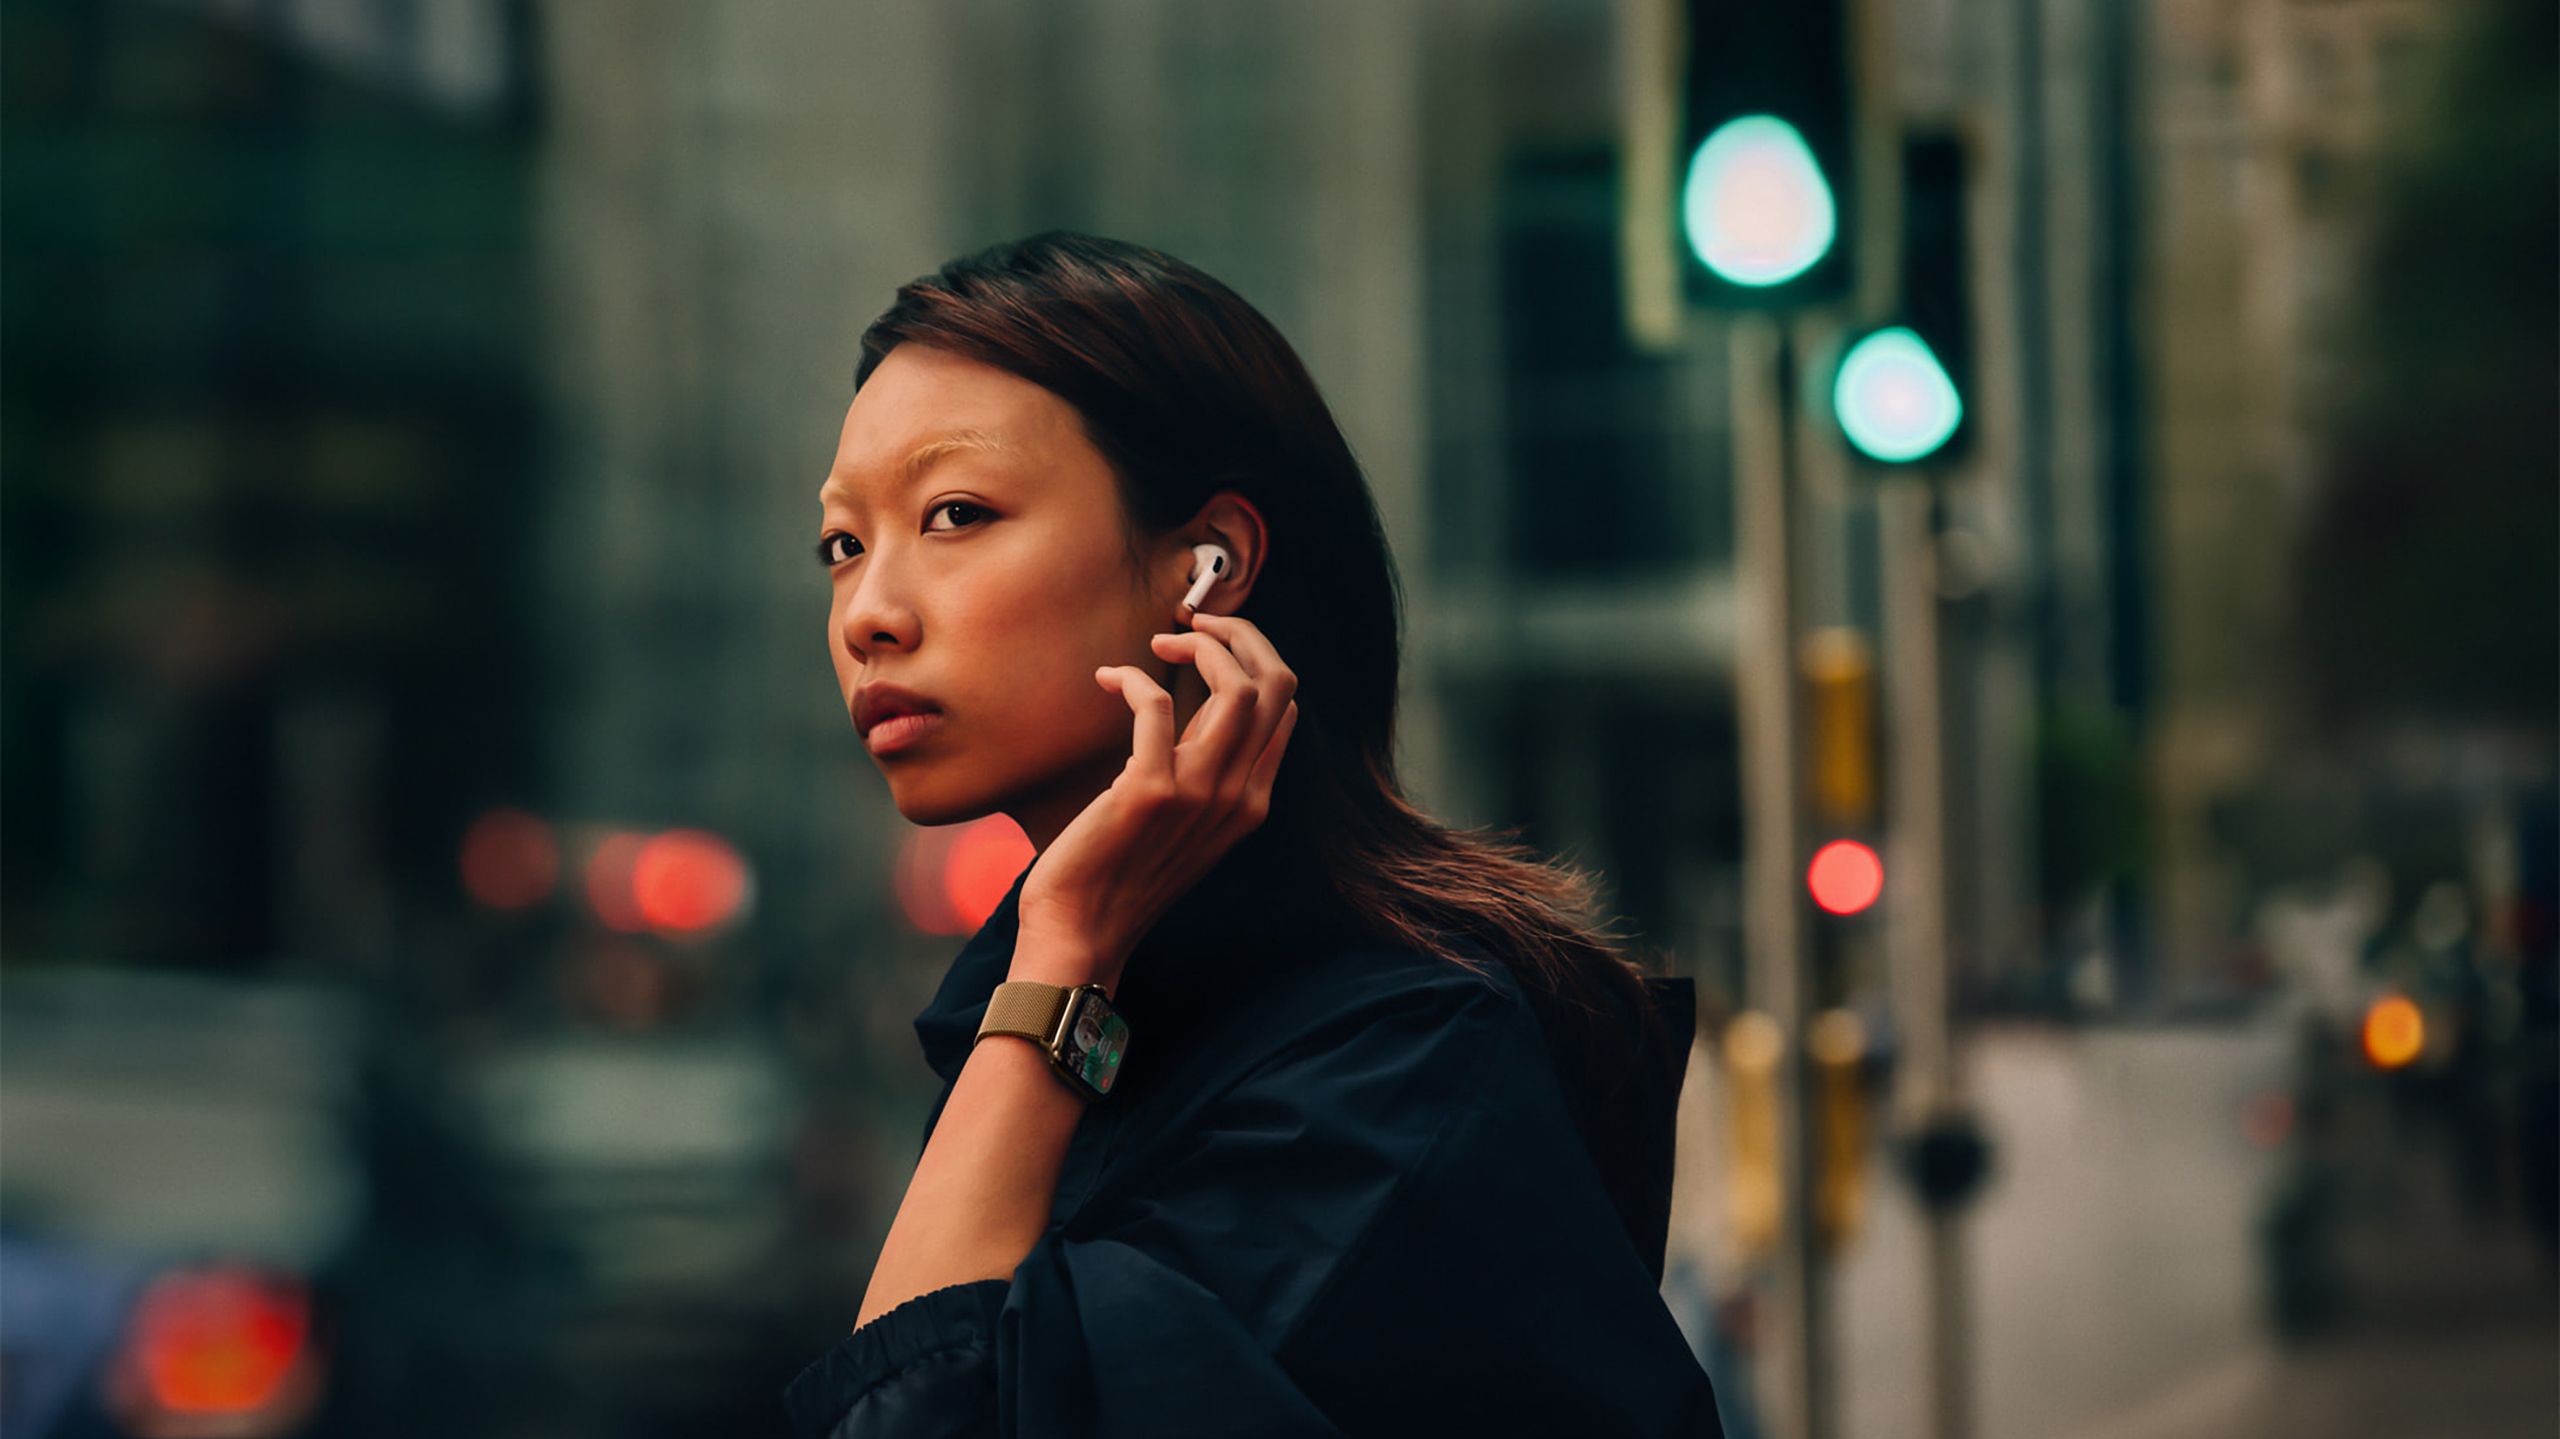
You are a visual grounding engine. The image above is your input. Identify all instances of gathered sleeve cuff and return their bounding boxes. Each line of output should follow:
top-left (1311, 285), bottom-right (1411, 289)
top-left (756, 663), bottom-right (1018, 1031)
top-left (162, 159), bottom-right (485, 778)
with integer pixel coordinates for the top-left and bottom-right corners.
top-left (782, 1278), bottom-right (1008, 1439)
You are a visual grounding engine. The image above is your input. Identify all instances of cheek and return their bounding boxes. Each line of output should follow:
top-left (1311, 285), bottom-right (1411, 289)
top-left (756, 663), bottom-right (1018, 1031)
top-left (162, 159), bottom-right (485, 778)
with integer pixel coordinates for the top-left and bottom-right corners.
top-left (974, 595), bottom-right (1112, 702)
top-left (974, 550), bottom-right (1134, 659)
top-left (957, 574), bottom-right (1140, 725)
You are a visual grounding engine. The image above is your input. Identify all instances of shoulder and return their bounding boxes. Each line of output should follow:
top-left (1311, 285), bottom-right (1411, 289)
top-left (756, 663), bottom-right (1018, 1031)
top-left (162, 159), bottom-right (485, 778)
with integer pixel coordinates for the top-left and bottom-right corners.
top-left (1096, 932), bottom-right (1537, 1152)
top-left (1278, 933), bottom-right (1521, 1026)
top-left (1226, 933), bottom-right (1540, 1090)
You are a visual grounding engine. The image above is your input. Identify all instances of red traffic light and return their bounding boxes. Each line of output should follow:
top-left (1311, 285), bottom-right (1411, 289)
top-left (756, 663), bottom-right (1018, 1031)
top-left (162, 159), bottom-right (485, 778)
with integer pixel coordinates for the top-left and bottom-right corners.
top-left (1807, 839), bottom-right (1883, 915)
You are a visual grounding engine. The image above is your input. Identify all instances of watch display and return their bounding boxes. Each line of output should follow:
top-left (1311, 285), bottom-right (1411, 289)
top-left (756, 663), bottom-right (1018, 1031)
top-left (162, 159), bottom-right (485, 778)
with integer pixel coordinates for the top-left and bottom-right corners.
top-left (1055, 987), bottom-right (1129, 1099)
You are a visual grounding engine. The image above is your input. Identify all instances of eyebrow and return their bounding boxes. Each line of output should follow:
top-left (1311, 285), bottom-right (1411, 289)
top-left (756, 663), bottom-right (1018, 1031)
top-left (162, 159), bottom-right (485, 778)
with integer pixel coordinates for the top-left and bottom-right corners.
top-left (817, 429), bottom-right (1012, 508)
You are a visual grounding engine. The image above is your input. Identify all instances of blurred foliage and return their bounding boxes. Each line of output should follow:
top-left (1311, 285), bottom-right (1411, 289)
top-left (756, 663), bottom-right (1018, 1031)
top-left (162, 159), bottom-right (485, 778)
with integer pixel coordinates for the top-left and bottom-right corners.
top-left (2032, 700), bottom-right (2147, 908)
top-left (2290, 0), bottom-right (2558, 737)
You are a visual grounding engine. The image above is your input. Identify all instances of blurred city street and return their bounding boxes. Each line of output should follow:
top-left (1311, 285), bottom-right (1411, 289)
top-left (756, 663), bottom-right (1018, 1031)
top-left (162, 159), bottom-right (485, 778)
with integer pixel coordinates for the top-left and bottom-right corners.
top-left (1833, 1023), bottom-right (2554, 1439)
top-left (4, 0), bottom-right (2551, 1436)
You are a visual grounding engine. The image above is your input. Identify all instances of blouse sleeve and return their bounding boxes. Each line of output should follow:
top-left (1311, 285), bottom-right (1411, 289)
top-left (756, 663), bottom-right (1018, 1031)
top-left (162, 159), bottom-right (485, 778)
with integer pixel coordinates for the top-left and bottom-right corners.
top-left (781, 960), bottom-right (1520, 1439)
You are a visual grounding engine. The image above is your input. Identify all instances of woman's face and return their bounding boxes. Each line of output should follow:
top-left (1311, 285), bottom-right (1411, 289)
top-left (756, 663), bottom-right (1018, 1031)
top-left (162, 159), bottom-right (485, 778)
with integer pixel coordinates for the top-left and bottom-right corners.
top-left (819, 343), bottom-right (1199, 850)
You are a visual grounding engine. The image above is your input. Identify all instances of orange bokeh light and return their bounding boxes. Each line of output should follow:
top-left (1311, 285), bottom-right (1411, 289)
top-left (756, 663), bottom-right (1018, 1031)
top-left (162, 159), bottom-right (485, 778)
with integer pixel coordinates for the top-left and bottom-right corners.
top-left (2362, 994), bottom-right (2425, 1070)
top-left (459, 807), bottom-right (559, 911)
top-left (1807, 839), bottom-right (1884, 915)
top-left (633, 829), bottom-right (751, 934)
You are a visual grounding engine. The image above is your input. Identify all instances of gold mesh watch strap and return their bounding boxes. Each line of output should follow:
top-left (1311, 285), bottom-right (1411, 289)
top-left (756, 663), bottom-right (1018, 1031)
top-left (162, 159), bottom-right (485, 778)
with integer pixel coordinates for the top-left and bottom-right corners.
top-left (976, 981), bottom-right (1070, 1049)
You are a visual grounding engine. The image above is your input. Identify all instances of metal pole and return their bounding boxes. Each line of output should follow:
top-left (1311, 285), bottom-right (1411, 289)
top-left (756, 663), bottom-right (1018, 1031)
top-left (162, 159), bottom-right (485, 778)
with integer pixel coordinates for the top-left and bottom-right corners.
top-left (1732, 311), bottom-right (1827, 1439)
top-left (1880, 476), bottom-right (1971, 1439)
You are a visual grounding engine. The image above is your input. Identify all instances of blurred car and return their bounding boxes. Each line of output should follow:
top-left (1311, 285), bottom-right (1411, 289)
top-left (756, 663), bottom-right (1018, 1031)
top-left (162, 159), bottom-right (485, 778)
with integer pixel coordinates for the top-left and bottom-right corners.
top-left (2252, 797), bottom-right (2559, 1336)
top-left (0, 964), bottom-right (538, 1439)
top-left (0, 966), bottom-right (363, 1438)
top-left (449, 1024), bottom-right (824, 1437)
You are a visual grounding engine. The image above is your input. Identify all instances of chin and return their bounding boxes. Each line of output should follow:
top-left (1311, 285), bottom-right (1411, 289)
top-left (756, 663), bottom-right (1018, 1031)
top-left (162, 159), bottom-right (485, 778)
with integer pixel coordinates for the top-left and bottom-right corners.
top-left (883, 787), bottom-right (982, 830)
top-left (879, 768), bottom-right (1000, 829)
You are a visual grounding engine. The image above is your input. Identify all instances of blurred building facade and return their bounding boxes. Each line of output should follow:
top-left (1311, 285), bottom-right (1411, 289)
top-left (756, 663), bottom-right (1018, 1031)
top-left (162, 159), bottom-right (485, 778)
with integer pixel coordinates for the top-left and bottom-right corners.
top-left (2144, 0), bottom-right (2492, 996)
top-left (1, 0), bottom-right (545, 980)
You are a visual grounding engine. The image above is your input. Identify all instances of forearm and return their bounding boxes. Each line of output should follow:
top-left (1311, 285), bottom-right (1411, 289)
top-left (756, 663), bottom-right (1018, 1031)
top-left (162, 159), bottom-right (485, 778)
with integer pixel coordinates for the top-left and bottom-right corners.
top-left (852, 932), bottom-right (1114, 1332)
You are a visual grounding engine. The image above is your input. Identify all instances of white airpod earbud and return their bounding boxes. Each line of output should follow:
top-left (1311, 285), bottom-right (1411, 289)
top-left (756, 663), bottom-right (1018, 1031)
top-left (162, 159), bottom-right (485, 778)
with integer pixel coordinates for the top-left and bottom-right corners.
top-left (1179, 543), bottom-right (1232, 616)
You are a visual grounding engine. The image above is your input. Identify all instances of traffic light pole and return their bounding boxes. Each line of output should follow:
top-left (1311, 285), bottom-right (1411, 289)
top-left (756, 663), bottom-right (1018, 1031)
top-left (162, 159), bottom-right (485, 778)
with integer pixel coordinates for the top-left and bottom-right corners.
top-left (1880, 475), bottom-right (1973, 1439)
top-left (1731, 310), bottom-right (1830, 1439)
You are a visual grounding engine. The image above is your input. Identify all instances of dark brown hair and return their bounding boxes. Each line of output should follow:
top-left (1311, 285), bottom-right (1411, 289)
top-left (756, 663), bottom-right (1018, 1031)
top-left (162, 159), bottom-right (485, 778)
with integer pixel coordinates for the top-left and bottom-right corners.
top-left (855, 230), bottom-right (1683, 1118)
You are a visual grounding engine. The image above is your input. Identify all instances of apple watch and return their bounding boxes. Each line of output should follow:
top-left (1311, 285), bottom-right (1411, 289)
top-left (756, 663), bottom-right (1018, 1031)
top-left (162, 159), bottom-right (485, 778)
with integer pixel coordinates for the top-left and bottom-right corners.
top-left (974, 980), bottom-right (1130, 1102)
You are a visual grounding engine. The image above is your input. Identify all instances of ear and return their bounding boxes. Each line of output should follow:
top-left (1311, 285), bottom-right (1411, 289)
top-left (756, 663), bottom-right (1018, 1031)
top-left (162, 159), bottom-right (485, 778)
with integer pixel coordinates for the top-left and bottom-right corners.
top-left (1169, 491), bottom-right (1271, 618)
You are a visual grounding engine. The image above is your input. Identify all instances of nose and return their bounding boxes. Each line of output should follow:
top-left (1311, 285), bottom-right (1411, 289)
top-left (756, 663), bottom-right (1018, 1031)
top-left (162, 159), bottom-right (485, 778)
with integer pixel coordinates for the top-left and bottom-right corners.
top-left (836, 552), bottom-right (916, 664)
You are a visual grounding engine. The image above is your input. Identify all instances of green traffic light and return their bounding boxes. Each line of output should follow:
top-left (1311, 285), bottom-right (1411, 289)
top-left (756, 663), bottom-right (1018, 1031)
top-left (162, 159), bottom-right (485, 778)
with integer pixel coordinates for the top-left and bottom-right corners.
top-left (1833, 326), bottom-right (1962, 462)
top-left (1680, 115), bottom-right (1837, 287)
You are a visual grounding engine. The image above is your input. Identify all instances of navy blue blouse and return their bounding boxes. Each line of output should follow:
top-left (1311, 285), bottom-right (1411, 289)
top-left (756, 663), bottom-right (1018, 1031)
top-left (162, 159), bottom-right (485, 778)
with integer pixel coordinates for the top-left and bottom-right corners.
top-left (783, 857), bottom-right (1725, 1438)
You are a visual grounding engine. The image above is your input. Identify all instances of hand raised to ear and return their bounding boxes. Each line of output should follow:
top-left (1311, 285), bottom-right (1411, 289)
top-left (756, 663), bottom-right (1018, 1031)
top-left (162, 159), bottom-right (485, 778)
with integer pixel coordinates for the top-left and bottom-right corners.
top-left (1016, 610), bottom-right (1298, 989)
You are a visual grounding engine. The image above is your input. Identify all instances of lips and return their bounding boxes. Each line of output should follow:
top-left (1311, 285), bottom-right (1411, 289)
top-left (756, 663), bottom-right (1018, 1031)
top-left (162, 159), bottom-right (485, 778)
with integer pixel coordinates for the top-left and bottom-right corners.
top-left (864, 711), bottom-right (945, 756)
top-left (854, 684), bottom-right (943, 737)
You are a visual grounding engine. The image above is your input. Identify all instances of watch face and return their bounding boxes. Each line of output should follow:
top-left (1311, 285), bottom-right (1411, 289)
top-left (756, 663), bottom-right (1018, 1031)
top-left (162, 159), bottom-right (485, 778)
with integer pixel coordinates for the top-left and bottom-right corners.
top-left (1058, 991), bottom-right (1129, 1097)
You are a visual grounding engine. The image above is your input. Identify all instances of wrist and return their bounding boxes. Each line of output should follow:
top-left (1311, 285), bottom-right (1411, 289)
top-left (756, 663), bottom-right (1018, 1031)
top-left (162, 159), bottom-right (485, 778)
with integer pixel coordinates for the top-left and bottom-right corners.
top-left (976, 972), bottom-right (1133, 1103)
top-left (1007, 927), bottom-right (1123, 993)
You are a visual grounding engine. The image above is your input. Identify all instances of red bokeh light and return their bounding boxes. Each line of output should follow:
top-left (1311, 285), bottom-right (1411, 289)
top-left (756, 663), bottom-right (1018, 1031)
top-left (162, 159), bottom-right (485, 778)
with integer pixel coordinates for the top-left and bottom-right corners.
top-left (896, 817), bottom-right (1033, 935)
top-left (584, 830), bottom-right (650, 933)
top-left (945, 818), bottom-right (1034, 932)
top-left (129, 1267), bottom-right (309, 1416)
top-left (1807, 839), bottom-right (1884, 915)
top-left (634, 829), bottom-right (751, 934)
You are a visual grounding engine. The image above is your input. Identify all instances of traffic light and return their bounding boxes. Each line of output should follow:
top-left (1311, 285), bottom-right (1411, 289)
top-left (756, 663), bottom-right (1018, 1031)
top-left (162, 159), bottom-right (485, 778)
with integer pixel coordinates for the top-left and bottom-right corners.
top-left (1803, 628), bottom-right (1882, 1013)
top-left (1807, 840), bottom-right (1884, 916)
top-left (1805, 628), bottom-right (1883, 916)
top-left (1834, 326), bottom-right (1962, 463)
top-left (1674, 0), bottom-right (1855, 308)
top-left (1804, 626), bottom-right (1878, 828)
top-left (1836, 130), bottom-right (1974, 465)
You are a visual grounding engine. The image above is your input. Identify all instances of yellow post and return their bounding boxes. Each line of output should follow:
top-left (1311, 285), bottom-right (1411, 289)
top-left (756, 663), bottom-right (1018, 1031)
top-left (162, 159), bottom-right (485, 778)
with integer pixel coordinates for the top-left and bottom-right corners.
top-left (1809, 1008), bottom-right (1871, 1253)
top-left (1721, 1010), bottom-right (1786, 1261)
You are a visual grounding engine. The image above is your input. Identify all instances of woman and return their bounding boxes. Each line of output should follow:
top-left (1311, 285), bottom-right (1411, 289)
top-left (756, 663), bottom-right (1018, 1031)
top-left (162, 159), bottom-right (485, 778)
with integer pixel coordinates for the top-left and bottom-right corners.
top-left (788, 231), bottom-right (1723, 1437)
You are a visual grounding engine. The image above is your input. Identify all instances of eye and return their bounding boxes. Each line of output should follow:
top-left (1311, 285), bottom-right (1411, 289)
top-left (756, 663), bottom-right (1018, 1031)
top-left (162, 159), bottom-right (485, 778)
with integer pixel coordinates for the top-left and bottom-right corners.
top-left (926, 500), bottom-right (991, 532)
top-left (812, 501), bottom-right (992, 569)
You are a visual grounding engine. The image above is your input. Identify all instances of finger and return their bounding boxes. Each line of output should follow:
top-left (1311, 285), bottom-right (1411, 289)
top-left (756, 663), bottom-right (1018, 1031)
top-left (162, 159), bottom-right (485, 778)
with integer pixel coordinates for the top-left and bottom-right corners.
top-left (1183, 612), bottom-right (1297, 700)
top-left (1241, 699), bottom-right (1298, 810)
top-left (1095, 665), bottom-right (1176, 790)
top-left (1150, 628), bottom-right (1254, 692)
top-left (1148, 631), bottom-right (1260, 771)
top-left (1174, 614), bottom-right (1297, 776)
